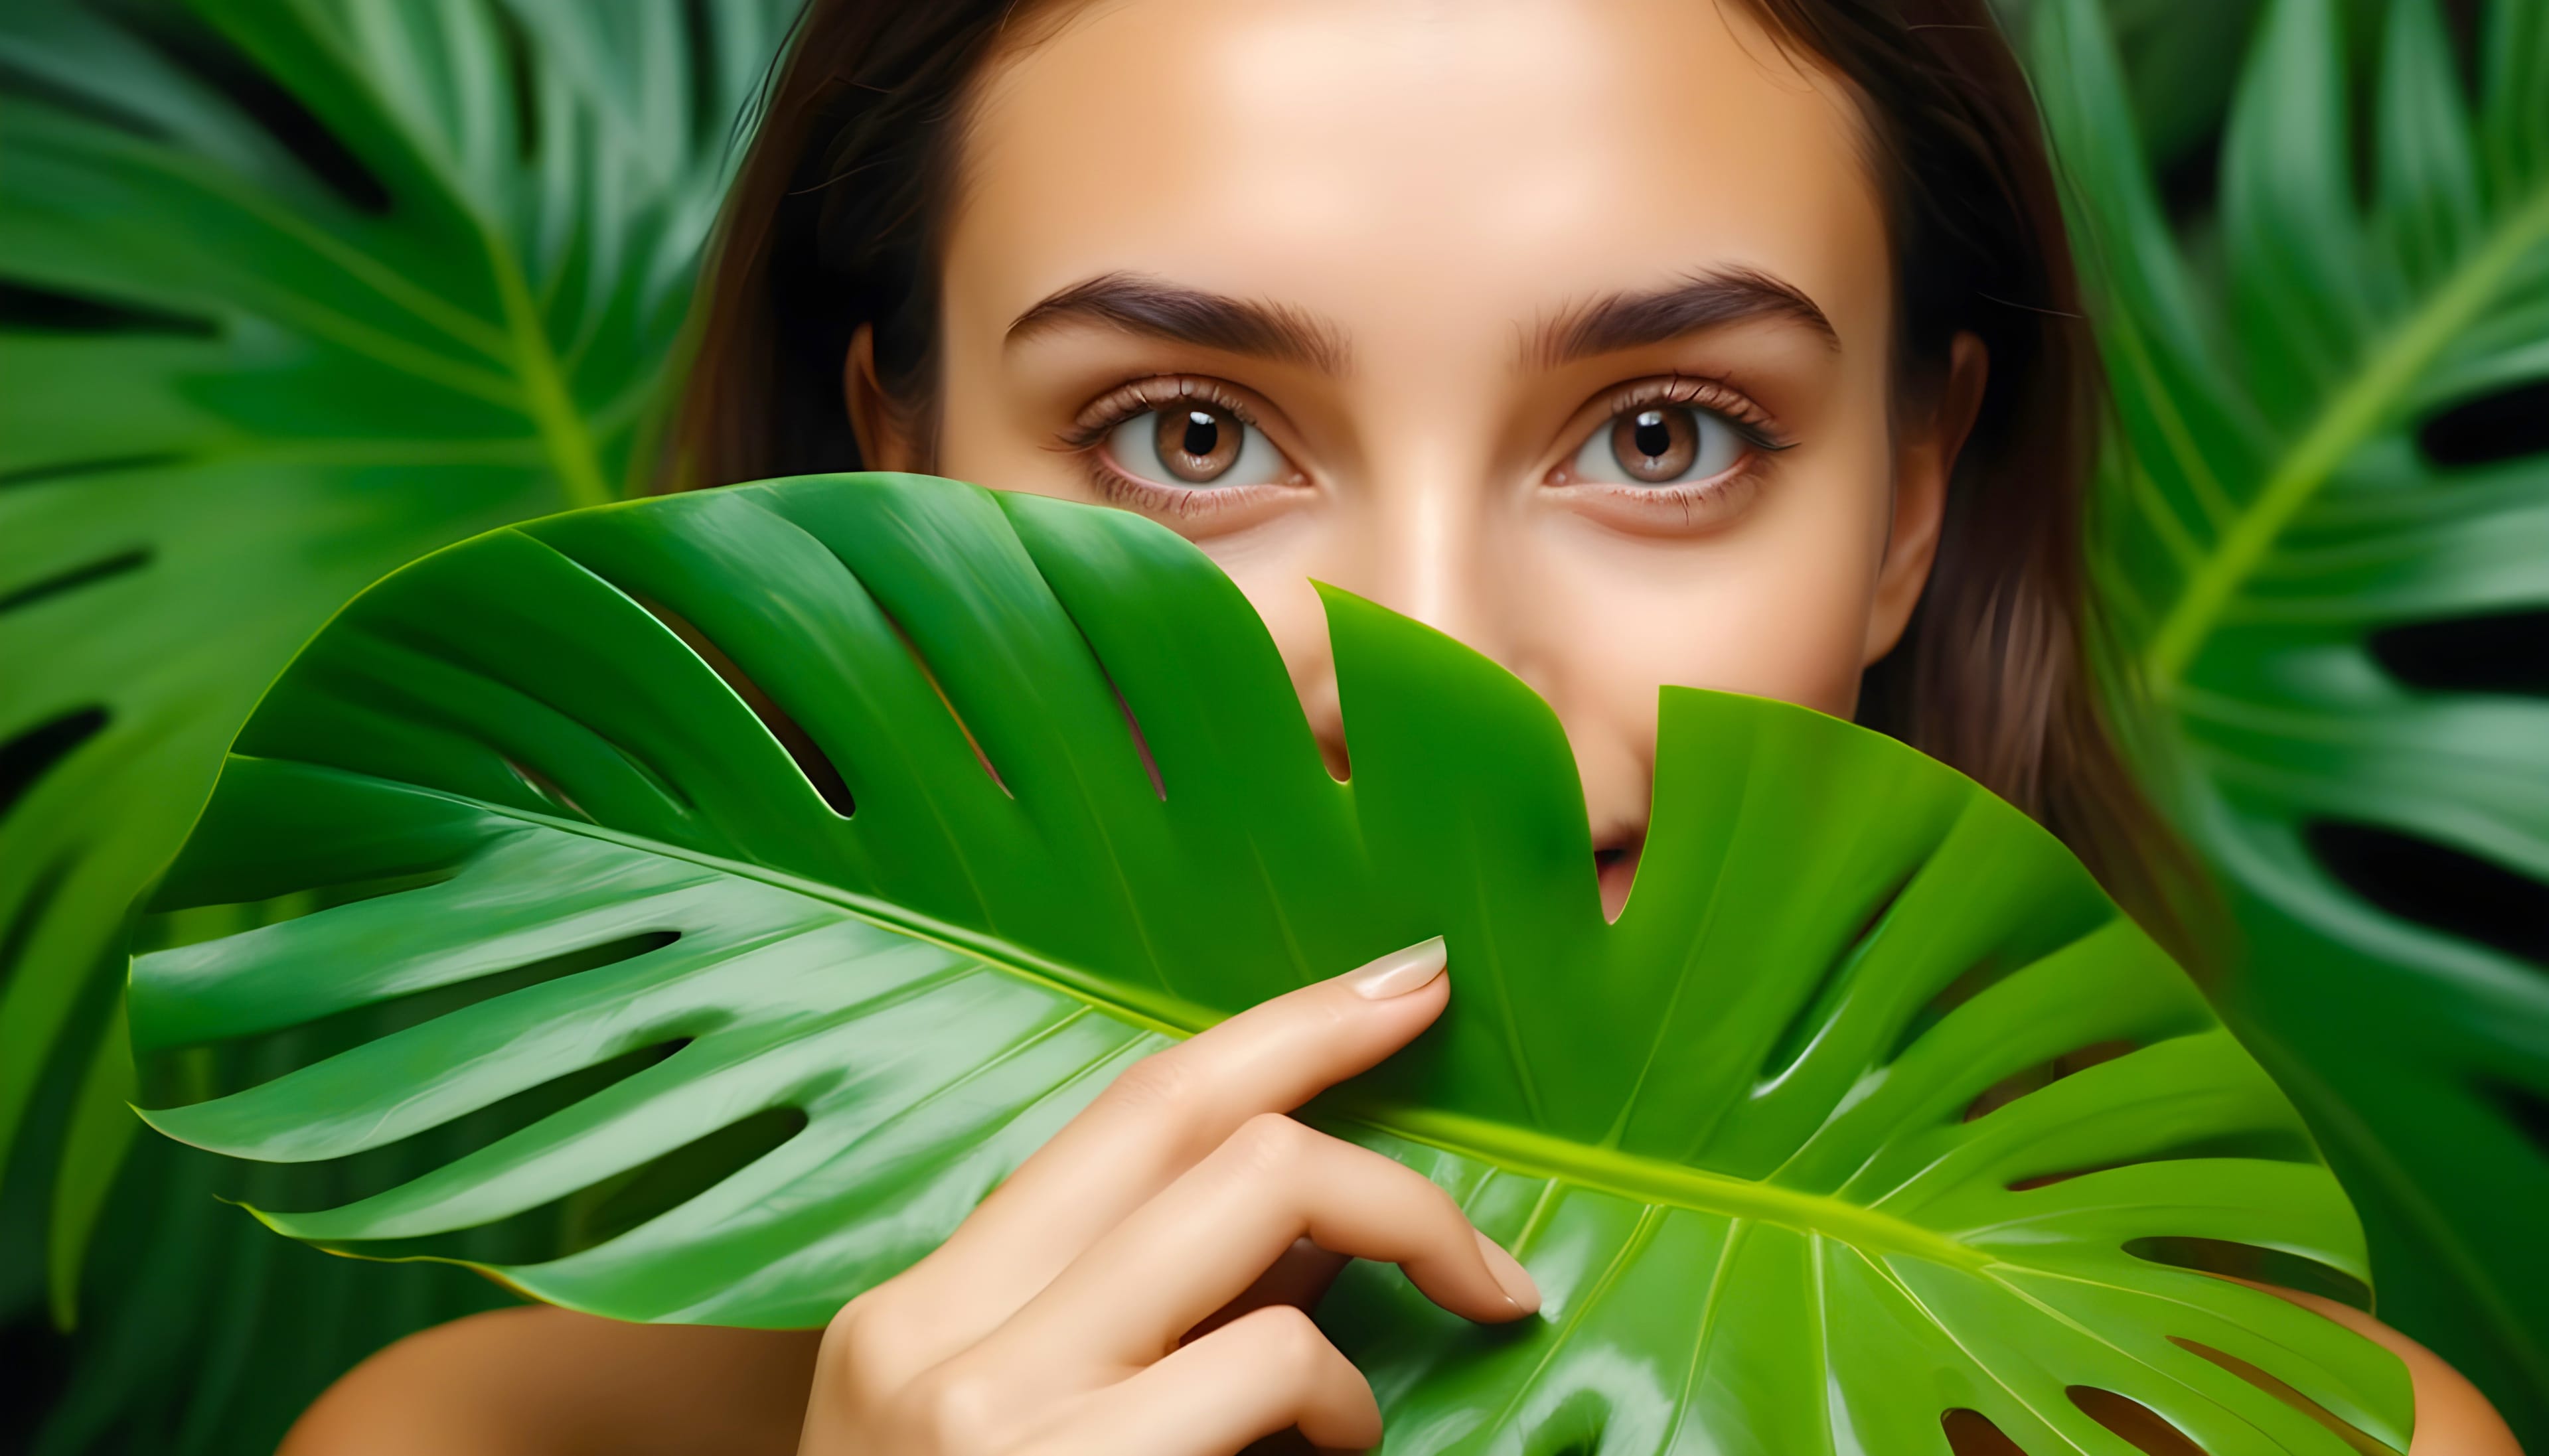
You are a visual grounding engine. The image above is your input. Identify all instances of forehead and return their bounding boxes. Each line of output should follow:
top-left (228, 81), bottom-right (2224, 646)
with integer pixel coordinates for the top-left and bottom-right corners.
top-left (946, 0), bottom-right (1891, 354)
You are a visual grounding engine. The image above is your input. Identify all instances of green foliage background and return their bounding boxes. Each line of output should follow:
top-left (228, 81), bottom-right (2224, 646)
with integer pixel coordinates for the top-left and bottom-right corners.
top-left (0, 0), bottom-right (2540, 1450)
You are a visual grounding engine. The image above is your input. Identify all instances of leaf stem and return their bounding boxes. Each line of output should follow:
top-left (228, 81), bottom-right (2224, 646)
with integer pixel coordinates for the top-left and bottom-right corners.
top-left (488, 230), bottom-right (612, 509)
top-left (2142, 184), bottom-right (2549, 698)
top-left (1342, 1106), bottom-right (1992, 1272)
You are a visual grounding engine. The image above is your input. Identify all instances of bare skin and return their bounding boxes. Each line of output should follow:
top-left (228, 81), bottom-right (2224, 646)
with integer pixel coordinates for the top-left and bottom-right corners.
top-left (285, 0), bottom-right (2517, 1451)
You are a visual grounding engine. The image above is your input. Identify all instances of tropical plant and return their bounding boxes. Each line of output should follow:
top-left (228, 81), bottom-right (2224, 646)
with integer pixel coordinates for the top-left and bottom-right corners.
top-left (2034, 0), bottom-right (2549, 1442)
top-left (0, 0), bottom-right (792, 1447)
top-left (125, 471), bottom-right (2411, 1453)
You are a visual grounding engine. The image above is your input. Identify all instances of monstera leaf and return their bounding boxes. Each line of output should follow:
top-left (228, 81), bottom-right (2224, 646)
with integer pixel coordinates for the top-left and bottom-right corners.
top-left (0, 0), bottom-right (790, 1325)
top-left (131, 473), bottom-right (2408, 1453)
top-left (0, 1), bottom-right (791, 1449)
top-left (2035, 0), bottom-right (2549, 1439)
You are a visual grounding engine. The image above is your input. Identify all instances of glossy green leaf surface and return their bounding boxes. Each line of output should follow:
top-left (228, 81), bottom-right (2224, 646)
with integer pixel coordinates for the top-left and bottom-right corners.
top-left (2035, 0), bottom-right (2549, 1439)
top-left (135, 473), bottom-right (2407, 1453)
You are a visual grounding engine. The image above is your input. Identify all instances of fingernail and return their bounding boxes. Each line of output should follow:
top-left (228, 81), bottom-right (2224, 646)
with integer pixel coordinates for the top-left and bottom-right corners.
top-left (1475, 1230), bottom-right (1541, 1315)
top-left (1340, 936), bottom-right (1448, 999)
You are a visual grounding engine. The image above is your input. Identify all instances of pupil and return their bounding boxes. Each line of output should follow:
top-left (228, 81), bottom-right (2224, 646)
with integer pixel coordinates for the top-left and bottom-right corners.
top-left (1181, 410), bottom-right (1220, 457)
top-left (1632, 410), bottom-right (1673, 459)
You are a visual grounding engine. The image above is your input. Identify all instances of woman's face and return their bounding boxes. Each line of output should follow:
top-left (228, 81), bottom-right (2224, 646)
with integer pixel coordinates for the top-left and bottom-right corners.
top-left (859, 0), bottom-right (1981, 917)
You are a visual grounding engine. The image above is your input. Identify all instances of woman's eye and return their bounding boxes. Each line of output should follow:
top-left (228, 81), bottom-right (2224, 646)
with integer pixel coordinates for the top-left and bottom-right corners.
top-left (1570, 405), bottom-right (1746, 486)
top-left (1104, 402), bottom-right (1290, 488)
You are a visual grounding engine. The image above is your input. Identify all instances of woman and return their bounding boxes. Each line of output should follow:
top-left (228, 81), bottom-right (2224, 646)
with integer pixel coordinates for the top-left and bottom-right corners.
top-left (285, 0), bottom-right (2517, 1450)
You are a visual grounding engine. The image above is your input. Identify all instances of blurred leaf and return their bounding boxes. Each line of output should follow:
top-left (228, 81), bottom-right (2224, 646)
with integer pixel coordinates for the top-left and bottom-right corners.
top-left (0, 0), bottom-right (791, 1444)
top-left (2037, 0), bottom-right (2549, 1442)
top-left (131, 473), bottom-right (2405, 1453)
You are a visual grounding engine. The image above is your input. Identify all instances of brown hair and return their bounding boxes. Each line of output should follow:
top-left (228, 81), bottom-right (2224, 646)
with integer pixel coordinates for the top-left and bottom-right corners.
top-left (666, 0), bottom-right (2203, 956)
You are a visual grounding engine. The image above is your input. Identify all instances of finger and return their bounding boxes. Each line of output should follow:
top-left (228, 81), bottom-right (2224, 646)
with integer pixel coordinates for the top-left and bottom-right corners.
top-left (1004, 1114), bottom-right (1537, 1365)
top-left (901, 938), bottom-right (1450, 1328)
top-left (1063, 1306), bottom-right (1381, 1455)
top-left (1180, 1238), bottom-right (1350, 1345)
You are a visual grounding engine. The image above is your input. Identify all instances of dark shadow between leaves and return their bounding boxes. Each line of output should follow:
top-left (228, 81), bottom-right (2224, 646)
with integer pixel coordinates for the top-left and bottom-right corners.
top-left (2419, 378), bottom-right (2549, 468)
top-left (108, 1), bottom-right (393, 214)
top-left (2305, 820), bottom-right (2549, 968)
top-left (2369, 609), bottom-right (2549, 698)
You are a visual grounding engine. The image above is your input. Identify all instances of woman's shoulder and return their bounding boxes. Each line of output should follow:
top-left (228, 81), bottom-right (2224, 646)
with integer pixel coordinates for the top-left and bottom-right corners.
top-left (283, 1289), bottom-right (2517, 1455)
top-left (280, 1304), bottom-right (821, 1456)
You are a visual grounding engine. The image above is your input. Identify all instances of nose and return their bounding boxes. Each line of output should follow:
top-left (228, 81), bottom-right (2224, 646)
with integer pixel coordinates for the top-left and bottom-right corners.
top-left (1294, 457), bottom-right (1546, 776)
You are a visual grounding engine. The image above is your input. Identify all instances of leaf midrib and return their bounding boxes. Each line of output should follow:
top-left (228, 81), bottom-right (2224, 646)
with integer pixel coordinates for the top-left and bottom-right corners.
top-left (283, 758), bottom-right (1991, 1275)
top-left (2143, 182), bottom-right (2549, 697)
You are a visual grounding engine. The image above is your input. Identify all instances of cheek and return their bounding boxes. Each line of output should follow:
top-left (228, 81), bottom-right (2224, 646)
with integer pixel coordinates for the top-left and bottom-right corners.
top-left (1572, 557), bottom-right (1873, 715)
top-left (1544, 483), bottom-right (1893, 728)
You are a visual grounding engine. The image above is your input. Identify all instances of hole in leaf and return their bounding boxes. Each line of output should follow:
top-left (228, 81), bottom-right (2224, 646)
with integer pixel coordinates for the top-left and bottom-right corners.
top-left (876, 603), bottom-right (1014, 797)
top-left (553, 1103), bottom-right (807, 1258)
top-left (2123, 1236), bottom-right (2372, 1311)
top-left (139, 865), bottom-right (459, 939)
top-left (0, 55), bottom-right (168, 140)
top-left (0, 856), bottom-right (74, 993)
top-left (1047, 609), bottom-right (1167, 800)
top-left (1964, 1040), bottom-right (2136, 1122)
top-left (1112, 682), bottom-right (1166, 800)
top-left (1760, 873), bottom-right (1913, 1082)
top-left (0, 453), bottom-right (191, 491)
top-left (1942, 1409), bottom-right (2026, 1456)
top-left (2305, 820), bottom-right (2549, 967)
top-left (491, 3), bottom-right (540, 163)
top-left (2168, 1338), bottom-right (2400, 1455)
top-left (2005, 1129), bottom-right (2317, 1193)
top-left (679, 0), bottom-right (723, 152)
top-left (139, 930), bottom-right (678, 1108)
top-left (2068, 1386), bottom-right (2206, 1455)
top-left (113, 3), bottom-right (392, 214)
top-left (2368, 609), bottom-right (2549, 697)
top-left (0, 282), bottom-right (215, 337)
top-left (311, 1099), bottom-right (808, 1267)
top-left (0, 705), bottom-right (107, 824)
top-left (636, 595), bottom-right (857, 816)
top-left (2420, 378), bottom-right (2549, 467)
top-left (504, 755), bottom-right (593, 822)
top-left (1888, 954), bottom-right (2013, 1063)
top-left (247, 1037), bottom-right (693, 1223)
top-left (0, 548), bottom-right (151, 617)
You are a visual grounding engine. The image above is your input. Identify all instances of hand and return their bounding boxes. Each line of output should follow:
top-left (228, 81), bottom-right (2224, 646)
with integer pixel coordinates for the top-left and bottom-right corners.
top-left (798, 937), bottom-right (1539, 1455)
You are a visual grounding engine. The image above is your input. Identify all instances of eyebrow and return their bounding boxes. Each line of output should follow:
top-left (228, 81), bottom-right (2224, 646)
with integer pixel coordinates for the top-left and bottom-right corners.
top-left (1005, 272), bottom-right (1352, 374)
top-left (1527, 267), bottom-right (1839, 368)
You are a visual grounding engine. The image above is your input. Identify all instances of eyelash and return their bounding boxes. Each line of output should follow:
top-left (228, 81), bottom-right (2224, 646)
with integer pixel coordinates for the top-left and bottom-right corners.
top-left (1057, 376), bottom-right (1296, 516)
top-left (1055, 372), bottom-right (1796, 518)
top-left (1549, 374), bottom-right (1794, 508)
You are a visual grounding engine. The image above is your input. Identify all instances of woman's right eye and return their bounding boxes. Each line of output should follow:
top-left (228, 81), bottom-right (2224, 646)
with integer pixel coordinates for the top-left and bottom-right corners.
top-left (1104, 402), bottom-right (1292, 490)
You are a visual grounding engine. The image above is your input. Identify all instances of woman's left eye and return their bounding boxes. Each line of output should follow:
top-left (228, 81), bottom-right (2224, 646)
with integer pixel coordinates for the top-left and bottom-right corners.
top-left (1104, 402), bottom-right (1292, 490)
top-left (1569, 405), bottom-right (1746, 486)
